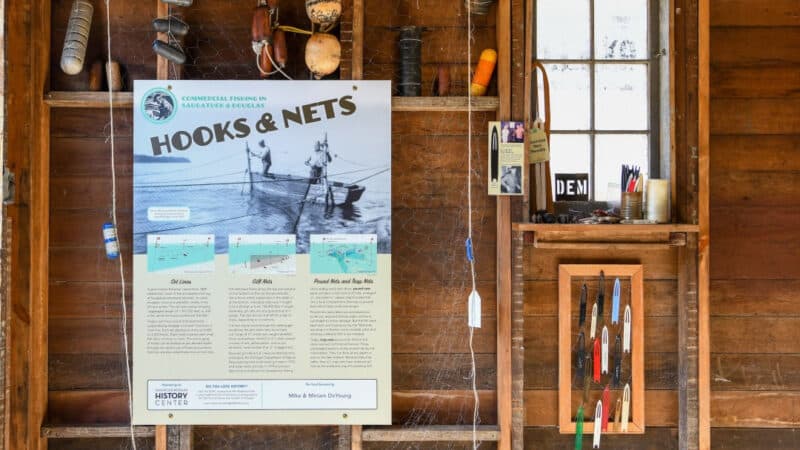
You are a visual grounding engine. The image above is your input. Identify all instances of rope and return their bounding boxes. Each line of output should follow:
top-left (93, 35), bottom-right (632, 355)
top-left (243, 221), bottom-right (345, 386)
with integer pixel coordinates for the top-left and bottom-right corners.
top-left (467, 4), bottom-right (480, 449)
top-left (104, 1), bottom-right (136, 448)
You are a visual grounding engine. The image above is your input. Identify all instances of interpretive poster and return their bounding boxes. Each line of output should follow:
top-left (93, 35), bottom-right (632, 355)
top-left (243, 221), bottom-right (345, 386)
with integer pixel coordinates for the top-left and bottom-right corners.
top-left (131, 80), bottom-right (392, 425)
top-left (488, 121), bottom-right (524, 196)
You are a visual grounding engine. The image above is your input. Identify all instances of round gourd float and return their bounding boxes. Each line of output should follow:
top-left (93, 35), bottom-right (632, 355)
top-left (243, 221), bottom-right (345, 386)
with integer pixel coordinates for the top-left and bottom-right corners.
top-left (305, 0), bottom-right (341, 28)
top-left (305, 33), bottom-right (341, 79)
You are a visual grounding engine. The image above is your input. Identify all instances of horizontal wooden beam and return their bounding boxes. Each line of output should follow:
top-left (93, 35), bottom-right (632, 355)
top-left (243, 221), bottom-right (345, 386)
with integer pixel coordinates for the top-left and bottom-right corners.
top-left (361, 425), bottom-right (499, 442)
top-left (392, 96), bottom-right (500, 112)
top-left (513, 223), bottom-right (700, 233)
top-left (45, 92), bottom-right (134, 108)
top-left (44, 92), bottom-right (501, 112)
top-left (533, 241), bottom-right (684, 250)
top-left (41, 425), bottom-right (155, 439)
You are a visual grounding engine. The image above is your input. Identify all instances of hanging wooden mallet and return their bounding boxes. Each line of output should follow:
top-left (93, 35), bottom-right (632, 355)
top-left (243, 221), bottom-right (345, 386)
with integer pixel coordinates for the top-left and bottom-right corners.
top-left (60, 0), bottom-right (94, 75)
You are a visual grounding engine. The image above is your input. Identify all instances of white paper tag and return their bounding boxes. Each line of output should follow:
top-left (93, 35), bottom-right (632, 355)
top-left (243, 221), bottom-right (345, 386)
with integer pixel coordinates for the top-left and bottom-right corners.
top-left (468, 290), bottom-right (482, 328)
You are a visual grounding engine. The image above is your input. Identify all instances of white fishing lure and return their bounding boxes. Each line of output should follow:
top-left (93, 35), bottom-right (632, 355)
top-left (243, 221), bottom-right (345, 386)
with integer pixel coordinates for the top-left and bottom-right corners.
top-left (621, 384), bottom-right (631, 432)
top-left (590, 303), bottom-right (598, 339)
top-left (623, 305), bottom-right (631, 353)
top-left (593, 400), bottom-right (603, 448)
top-left (601, 326), bottom-right (609, 374)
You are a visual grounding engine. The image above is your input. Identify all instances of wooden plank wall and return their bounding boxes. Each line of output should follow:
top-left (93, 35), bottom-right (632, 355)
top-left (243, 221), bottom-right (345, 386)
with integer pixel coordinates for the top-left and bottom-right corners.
top-left (522, 246), bottom-right (681, 447)
top-left (45, 0), bottom-right (500, 448)
top-left (708, 0), bottom-right (800, 446)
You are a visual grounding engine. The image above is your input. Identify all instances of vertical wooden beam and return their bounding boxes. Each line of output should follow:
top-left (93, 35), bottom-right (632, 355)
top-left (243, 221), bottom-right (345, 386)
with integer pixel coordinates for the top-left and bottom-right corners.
top-left (509, 0), bottom-right (527, 446)
top-left (337, 425), bottom-right (352, 450)
top-left (521, 0), bottom-right (533, 223)
top-left (4, 0), bottom-right (33, 441)
top-left (30, 0), bottom-right (51, 448)
top-left (510, 231), bottom-right (525, 450)
top-left (351, 0), bottom-right (364, 80)
top-left (339, 0), bottom-right (354, 80)
top-left (347, 0), bottom-right (365, 443)
top-left (156, 425), bottom-right (168, 450)
top-left (156, 1), bottom-right (170, 80)
top-left (167, 425), bottom-right (193, 450)
top-left (696, 0), bottom-right (710, 448)
top-left (678, 234), bottom-right (699, 450)
top-left (156, 0), bottom-right (182, 81)
top-left (351, 425), bottom-right (362, 450)
top-left (0, 0), bottom-right (5, 441)
top-left (496, 0), bottom-right (512, 448)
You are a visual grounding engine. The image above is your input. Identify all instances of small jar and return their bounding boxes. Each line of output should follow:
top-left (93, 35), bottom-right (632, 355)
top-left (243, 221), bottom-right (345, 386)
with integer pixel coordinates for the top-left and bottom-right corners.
top-left (620, 192), bottom-right (643, 220)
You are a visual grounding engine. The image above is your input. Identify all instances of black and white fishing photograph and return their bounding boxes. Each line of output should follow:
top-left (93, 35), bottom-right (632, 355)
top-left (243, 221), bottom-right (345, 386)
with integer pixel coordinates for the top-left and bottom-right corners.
top-left (133, 81), bottom-right (392, 255)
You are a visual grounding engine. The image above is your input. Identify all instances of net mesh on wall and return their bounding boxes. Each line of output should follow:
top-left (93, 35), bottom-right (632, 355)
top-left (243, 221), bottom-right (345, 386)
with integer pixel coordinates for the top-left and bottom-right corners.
top-left (48, 0), bottom-right (500, 449)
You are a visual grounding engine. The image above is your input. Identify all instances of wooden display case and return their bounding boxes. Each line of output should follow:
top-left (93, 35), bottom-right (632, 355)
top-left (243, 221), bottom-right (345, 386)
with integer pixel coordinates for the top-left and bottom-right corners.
top-left (558, 264), bottom-right (645, 434)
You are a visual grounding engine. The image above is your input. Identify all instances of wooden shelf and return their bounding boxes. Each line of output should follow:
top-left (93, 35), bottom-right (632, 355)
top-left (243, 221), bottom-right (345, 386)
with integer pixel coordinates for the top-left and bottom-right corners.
top-left (513, 223), bottom-right (700, 249)
top-left (45, 91), bottom-right (134, 108)
top-left (44, 91), bottom-right (499, 112)
top-left (391, 96), bottom-right (499, 112)
top-left (361, 425), bottom-right (499, 442)
top-left (512, 223), bottom-right (700, 234)
top-left (41, 425), bottom-right (155, 439)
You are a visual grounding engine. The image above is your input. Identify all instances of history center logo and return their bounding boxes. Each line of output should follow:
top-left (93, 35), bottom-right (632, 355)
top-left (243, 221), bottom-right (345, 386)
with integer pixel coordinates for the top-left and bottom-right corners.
top-left (141, 87), bottom-right (177, 124)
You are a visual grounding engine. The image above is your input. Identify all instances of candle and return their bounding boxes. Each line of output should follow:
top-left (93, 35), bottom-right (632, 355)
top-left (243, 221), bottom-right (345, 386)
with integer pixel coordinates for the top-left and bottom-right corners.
top-left (646, 179), bottom-right (669, 223)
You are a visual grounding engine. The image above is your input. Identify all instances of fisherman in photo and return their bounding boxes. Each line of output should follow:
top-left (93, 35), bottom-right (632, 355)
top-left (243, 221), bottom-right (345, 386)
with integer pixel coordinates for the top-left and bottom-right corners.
top-left (258, 140), bottom-right (273, 177)
top-left (305, 135), bottom-right (335, 205)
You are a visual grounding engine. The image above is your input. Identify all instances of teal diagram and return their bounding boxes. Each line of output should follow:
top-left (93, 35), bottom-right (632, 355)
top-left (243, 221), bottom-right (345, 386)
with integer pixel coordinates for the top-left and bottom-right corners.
top-left (310, 234), bottom-right (377, 274)
top-left (147, 235), bottom-right (215, 273)
top-left (228, 234), bottom-right (296, 274)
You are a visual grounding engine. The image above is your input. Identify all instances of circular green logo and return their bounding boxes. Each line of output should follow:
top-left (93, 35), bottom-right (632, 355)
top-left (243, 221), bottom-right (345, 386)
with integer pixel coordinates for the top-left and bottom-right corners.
top-left (141, 87), bottom-right (177, 124)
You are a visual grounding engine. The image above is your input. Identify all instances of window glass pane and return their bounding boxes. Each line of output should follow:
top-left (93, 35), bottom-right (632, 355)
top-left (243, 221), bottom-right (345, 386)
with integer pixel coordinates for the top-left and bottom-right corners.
top-left (595, 64), bottom-right (648, 130)
top-left (549, 134), bottom-right (591, 198)
top-left (595, 0), bottom-right (648, 60)
top-left (537, 0), bottom-right (590, 59)
top-left (542, 64), bottom-right (590, 130)
top-left (594, 135), bottom-right (649, 201)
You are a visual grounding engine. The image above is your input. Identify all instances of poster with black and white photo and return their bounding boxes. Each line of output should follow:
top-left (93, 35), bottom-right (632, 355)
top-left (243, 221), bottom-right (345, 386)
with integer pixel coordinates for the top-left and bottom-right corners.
top-left (488, 121), bottom-right (524, 195)
top-left (131, 81), bottom-right (392, 425)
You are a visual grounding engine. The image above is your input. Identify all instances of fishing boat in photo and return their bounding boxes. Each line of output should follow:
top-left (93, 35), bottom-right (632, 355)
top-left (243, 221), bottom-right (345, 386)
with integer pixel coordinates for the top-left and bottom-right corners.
top-left (245, 133), bottom-right (366, 207)
top-left (247, 171), bottom-right (366, 206)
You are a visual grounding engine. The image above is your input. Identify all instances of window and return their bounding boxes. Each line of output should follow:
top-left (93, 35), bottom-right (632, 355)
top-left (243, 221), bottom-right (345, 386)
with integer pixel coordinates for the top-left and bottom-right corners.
top-left (535, 0), bottom-right (663, 202)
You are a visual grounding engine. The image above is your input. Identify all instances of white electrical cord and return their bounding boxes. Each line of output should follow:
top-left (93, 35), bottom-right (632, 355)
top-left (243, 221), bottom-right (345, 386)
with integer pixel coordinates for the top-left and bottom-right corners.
top-left (466, 3), bottom-right (480, 449)
top-left (104, 1), bottom-right (137, 449)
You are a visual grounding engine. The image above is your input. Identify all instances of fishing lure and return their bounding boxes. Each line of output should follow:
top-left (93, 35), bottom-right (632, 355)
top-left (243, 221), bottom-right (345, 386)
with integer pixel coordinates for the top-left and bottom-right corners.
top-left (583, 353), bottom-right (592, 403)
top-left (613, 334), bottom-right (622, 386)
top-left (601, 326), bottom-right (609, 374)
top-left (597, 271), bottom-right (605, 316)
top-left (592, 400), bottom-right (602, 448)
top-left (576, 332), bottom-right (586, 380)
top-left (593, 338), bottom-right (601, 383)
top-left (621, 384), bottom-right (631, 432)
top-left (590, 303), bottom-right (598, 339)
top-left (579, 284), bottom-right (588, 327)
top-left (611, 278), bottom-right (620, 324)
top-left (623, 305), bottom-right (631, 353)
